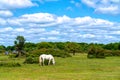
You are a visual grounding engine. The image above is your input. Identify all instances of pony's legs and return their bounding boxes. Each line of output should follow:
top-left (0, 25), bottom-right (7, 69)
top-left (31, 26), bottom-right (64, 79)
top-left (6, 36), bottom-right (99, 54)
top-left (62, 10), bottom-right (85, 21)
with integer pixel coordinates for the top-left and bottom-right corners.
top-left (39, 57), bottom-right (42, 66)
top-left (40, 60), bottom-right (42, 66)
top-left (48, 59), bottom-right (51, 65)
top-left (39, 57), bottom-right (44, 66)
top-left (42, 59), bottom-right (45, 66)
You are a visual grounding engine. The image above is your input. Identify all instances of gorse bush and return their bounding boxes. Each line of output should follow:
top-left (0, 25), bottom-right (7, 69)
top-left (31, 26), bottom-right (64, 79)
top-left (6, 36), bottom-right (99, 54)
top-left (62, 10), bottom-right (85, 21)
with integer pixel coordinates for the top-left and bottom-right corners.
top-left (0, 62), bottom-right (21, 67)
top-left (112, 50), bottom-right (120, 56)
top-left (104, 50), bottom-right (120, 56)
top-left (27, 48), bottom-right (71, 58)
top-left (87, 45), bottom-right (105, 58)
top-left (24, 56), bottom-right (39, 64)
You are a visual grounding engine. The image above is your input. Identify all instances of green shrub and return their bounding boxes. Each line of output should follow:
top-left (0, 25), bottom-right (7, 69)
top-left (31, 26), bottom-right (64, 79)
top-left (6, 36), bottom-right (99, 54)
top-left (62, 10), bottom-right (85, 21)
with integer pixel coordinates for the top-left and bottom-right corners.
top-left (104, 50), bottom-right (120, 56)
top-left (104, 50), bottom-right (113, 56)
top-left (0, 62), bottom-right (21, 67)
top-left (24, 56), bottom-right (39, 64)
top-left (27, 48), bottom-right (71, 58)
top-left (113, 50), bottom-right (120, 56)
top-left (87, 46), bottom-right (105, 58)
top-left (9, 54), bottom-right (18, 58)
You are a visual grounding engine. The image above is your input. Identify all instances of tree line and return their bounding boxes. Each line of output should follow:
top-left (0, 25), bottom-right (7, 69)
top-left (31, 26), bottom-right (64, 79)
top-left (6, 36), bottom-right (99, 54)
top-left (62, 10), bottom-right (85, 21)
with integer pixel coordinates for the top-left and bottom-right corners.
top-left (0, 36), bottom-right (120, 59)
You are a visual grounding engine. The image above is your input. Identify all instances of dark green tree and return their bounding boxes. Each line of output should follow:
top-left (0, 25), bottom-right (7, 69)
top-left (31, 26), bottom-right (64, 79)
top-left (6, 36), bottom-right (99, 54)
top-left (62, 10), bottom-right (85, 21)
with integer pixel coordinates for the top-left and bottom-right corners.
top-left (14, 36), bottom-right (26, 57)
top-left (55, 42), bottom-right (65, 50)
top-left (65, 42), bottom-right (80, 55)
top-left (24, 42), bottom-right (36, 52)
top-left (6, 46), bottom-right (15, 51)
top-left (0, 45), bottom-right (5, 53)
top-left (36, 42), bottom-right (53, 49)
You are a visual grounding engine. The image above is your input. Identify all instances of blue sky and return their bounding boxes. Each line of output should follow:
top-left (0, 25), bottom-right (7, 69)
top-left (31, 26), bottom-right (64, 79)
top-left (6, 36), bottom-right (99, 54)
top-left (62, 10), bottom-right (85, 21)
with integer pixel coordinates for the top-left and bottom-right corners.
top-left (0, 0), bottom-right (120, 46)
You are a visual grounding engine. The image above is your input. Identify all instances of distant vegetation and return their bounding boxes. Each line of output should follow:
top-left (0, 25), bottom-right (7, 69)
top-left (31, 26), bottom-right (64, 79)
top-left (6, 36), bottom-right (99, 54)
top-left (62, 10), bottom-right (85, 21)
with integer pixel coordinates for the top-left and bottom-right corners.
top-left (0, 36), bottom-right (120, 63)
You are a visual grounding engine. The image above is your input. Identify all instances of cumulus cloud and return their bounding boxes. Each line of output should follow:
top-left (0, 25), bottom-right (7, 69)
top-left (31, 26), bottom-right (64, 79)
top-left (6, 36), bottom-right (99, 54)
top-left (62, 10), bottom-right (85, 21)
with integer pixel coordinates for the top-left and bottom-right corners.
top-left (0, 10), bottom-right (13, 17)
top-left (21, 13), bottom-right (56, 23)
top-left (0, 12), bottom-right (120, 46)
top-left (82, 0), bottom-right (120, 14)
top-left (0, 0), bottom-right (37, 10)
top-left (0, 27), bottom-right (13, 32)
top-left (0, 19), bottom-right (6, 26)
top-left (95, 5), bottom-right (119, 14)
top-left (15, 28), bottom-right (25, 32)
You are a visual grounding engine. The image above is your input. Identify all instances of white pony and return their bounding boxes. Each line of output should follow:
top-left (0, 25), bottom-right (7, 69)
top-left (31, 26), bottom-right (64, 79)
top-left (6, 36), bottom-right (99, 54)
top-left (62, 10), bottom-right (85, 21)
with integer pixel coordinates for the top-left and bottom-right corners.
top-left (39, 54), bottom-right (55, 66)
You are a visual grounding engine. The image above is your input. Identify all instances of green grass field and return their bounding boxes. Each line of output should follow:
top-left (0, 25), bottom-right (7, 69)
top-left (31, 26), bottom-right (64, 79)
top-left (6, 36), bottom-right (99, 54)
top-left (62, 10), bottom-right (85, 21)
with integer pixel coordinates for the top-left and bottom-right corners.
top-left (0, 54), bottom-right (120, 80)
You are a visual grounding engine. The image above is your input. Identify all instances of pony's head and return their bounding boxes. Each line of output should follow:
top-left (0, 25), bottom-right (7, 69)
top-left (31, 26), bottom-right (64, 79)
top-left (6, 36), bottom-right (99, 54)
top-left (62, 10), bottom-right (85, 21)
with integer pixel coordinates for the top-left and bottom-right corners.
top-left (52, 58), bottom-right (55, 65)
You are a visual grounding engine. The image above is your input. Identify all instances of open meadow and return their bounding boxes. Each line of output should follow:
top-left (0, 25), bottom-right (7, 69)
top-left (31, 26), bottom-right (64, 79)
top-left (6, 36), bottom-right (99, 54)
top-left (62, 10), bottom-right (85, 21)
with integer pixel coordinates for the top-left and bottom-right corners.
top-left (0, 54), bottom-right (120, 80)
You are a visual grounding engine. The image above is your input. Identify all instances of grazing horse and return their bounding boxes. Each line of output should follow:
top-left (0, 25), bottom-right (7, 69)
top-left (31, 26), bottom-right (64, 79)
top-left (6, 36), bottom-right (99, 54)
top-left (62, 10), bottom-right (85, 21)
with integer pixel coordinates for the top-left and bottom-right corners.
top-left (39, 54), bottom-right (55, 66)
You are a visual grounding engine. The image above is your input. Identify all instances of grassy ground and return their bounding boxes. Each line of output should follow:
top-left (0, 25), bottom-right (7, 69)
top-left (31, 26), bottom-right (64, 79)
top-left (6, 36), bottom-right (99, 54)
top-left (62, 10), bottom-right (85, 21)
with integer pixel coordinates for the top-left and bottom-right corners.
top-left (0, 54), bottom-right (120, 80)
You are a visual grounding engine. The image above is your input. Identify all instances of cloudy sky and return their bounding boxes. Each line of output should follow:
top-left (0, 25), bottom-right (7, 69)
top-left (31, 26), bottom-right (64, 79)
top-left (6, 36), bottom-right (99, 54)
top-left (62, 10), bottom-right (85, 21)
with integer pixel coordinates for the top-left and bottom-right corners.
top-left (0, 0), bottom-right (120, 46)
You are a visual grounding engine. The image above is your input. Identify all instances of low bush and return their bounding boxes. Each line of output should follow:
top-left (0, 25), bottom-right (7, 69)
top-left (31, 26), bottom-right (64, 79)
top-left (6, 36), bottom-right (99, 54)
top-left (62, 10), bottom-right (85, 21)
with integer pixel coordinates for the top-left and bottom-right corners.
top-left (104, 50), bottom-right (120, 56)
top-left (0, 62), bottom-right (21, 67)
top-left (27, 48), bottom-right (71, 58)
top-left (113, 50), bottom-right (120, 56)
top-left (87, 46), bottom-right (105, 58)
top-left (9, 54), bottom-right (18, 58)
top-left (24, 56), bottom-right (39, 64)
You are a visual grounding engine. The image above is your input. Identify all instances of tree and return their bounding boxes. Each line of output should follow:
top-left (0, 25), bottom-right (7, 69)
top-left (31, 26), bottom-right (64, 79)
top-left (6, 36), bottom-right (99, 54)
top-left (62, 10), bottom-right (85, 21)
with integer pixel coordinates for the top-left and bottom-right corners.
top-left (6, 46), bottom-right (15, 51)
top-left (55, 42), bottom-right (65, 50)
top-left (24, 42), bottom-right (36, 52)
top-left (65, 42), bottom-right (80, 55)
top-left (36, 42), bottom-right (53, 49)
top-left (78, 42), bottom-right (89, 52)
top-left (14, 36), bottom-right (26, 57)
top-left (0, 45), bottom-right (5, 53)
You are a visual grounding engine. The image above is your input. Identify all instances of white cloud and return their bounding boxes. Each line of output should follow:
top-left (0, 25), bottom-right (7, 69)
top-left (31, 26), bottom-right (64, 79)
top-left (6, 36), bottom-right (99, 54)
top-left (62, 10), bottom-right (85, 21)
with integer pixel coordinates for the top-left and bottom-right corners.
top-left (0, 18), bottom-right (7, 26)
top-left (95, 5), bottom-right (120, 14)
top-left (0, 27), bottom-right (13, 32)
top-left (7, 19), bottom-right (22, 26)
top-left (0, 0), bottom-right (37, 10)
top-left (48, 37), bottom-right (58, 40)
top-left (111, 31), bottom-right (120, 34)
top-left (82, 34), bottom-right (95, 38)
top-left (82, 0), bottom-right (96, 8)
top-left (21, 13), bottom-right (55, 23)
top-left (57, 15), bottom-right (72, 24)
top-left (49, 30), bottom-right (60, 35)
top-left (15, 28), bottom-right (25, 32)
top-left (82, 0), bottom-right (120, 14)
top-left (0, 12), bottom-right (120, 46)
top-left (27, 28), bottom-right (45, 33)
top-left (0, 10), bottom-right (13, 17)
